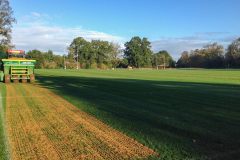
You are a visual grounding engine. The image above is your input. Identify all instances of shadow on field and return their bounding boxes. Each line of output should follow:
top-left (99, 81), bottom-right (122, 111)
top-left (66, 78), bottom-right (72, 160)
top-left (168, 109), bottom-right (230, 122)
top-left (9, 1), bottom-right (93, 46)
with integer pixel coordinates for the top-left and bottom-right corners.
top-left (36, 75), bottom-right (240, 160)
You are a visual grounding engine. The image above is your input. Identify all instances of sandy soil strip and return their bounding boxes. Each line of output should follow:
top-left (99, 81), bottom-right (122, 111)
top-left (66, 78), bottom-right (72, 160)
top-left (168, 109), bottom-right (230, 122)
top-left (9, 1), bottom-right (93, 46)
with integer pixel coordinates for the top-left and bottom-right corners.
top-left (6, 84), bottom-right (157, 160)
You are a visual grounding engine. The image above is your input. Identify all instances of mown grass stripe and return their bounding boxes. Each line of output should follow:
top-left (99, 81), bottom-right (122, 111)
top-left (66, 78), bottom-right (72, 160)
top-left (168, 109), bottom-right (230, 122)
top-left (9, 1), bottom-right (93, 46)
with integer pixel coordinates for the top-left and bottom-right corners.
top-left (0, 84), bottom-right (9, 160)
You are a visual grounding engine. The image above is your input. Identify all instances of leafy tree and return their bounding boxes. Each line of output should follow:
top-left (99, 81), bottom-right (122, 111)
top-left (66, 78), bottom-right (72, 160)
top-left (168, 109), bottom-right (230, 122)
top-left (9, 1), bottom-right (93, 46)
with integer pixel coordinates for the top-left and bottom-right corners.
top-left (68, 37), bottom-right (89, 67)
top-left (117, 58), bottom-right (128, 68)
top-left (68, 37), bottom-right (120, 69)
top-left (124, 36), bottom-right (152, 68)
top-left (152, 50), bottom-right (175, 68)
top-left (0, 0), bottom-right (16, 46)
top-left (124, 37), bottom-right (142, 67)
top-left (27, 50), bottom-right (64, 69)
top-left (177, 43), bottom-right (224, 68)
top-left (83, 42), bottom-right (96, 68)
top-left (177, 51), bottom-right (190, 67)
top-left (202, 43), bottom-right (224, 68)
top-left (91, 40), bottom-right (108, 67)
top-left (53, 55), bottom-right (64, 68)
top-left (27, 50), bottom-right (45, 69)
top-left (141, 38), bottom-right (153, 67)
top-left (91, 40), bottom-right (120, 68)
top-left (188, 49), bottom-right (205, 68)
top-left (0, 44), bottom-right (7, 58)
top-left (41, 50), bottom-right (64, 69)
top-left (44, 50), bottom-right (54, 62)
top-left (225, 38), bottom-right (240, 68)
top-left (106, 43), bottom-right (121, 68)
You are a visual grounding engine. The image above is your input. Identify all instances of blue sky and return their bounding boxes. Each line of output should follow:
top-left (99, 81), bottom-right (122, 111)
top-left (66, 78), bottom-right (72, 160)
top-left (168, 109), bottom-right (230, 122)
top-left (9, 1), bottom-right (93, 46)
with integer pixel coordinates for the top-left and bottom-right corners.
top-left (10, 0), bottom-right (240, 58)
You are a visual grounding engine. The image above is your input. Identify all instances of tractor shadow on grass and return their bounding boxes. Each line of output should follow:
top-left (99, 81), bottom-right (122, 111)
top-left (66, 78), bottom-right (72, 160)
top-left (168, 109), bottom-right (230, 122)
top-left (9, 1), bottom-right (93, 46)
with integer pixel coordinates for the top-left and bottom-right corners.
top-left (36, 75), bottom-right (240, 160)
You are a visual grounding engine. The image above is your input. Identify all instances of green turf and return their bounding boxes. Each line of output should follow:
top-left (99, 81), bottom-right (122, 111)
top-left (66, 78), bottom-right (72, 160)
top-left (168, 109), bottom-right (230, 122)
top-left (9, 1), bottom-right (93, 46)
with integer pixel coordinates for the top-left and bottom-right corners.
top-left (36, 69), bottom-right (240, 160)
top-left (0, 83), bottom-right (8, 160)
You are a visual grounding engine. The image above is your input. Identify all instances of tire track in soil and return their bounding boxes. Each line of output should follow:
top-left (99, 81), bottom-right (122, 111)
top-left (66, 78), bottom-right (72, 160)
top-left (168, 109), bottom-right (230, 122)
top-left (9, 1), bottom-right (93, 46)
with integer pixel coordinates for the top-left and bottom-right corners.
top-left (6, 84), bottom-right (157, 160)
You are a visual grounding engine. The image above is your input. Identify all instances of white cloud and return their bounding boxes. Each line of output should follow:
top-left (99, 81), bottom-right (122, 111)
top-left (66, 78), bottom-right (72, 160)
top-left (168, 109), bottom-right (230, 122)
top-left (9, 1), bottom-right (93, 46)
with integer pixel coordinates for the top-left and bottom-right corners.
top-left (151, 38), bottom-right (209, 59)
top-left (30, 12), bottom-right (42, 18)
top-left (12, 12), bottom-right (124, 55)
top-left (12, 12), bottom-right (238, 58)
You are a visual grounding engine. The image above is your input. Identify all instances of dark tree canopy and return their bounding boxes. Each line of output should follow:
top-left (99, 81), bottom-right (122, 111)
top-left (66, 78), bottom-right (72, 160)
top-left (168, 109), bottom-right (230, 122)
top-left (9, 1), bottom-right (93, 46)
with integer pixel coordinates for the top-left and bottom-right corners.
top-left (177, 43), bottom-right (224, 68)
top-left (68, 37), bottom-right (120, 69)
top-left (152, 50), bottom-right (175, 68)
top-left (177, 51), bottom-right (190, 68)
top-left (124, 36), bottom-right (152, 68)
top-left (225, 38), bottom-right (240, 68)
top-left (0, 44), bottom-right (7, 58)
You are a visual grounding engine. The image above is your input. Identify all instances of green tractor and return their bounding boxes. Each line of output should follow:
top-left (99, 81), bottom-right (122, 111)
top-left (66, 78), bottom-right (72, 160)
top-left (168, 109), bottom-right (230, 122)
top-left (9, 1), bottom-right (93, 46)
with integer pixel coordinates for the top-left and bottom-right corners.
top-left (0, 50), bottom-right (36, 83)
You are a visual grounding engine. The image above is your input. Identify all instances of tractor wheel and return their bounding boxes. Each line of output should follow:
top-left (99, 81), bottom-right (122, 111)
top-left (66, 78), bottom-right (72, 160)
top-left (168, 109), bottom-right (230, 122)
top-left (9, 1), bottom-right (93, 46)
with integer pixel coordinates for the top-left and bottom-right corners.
top-left (13, 75), bottom-right (19, 83)
top-left (30, 74), bottom-right (35, 83)
top-left (4, 75), bottom-right (10, 83)
top-left (22, 76), bottom-right (27, 83)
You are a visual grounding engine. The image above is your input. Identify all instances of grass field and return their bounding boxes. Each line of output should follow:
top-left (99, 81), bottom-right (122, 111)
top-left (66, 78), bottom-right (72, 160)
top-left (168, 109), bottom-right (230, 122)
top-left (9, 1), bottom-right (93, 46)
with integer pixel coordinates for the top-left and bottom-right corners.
top-left (35, 69), bottom-right (240, 160)
top-left (0, 83), bottom-right (8, 160)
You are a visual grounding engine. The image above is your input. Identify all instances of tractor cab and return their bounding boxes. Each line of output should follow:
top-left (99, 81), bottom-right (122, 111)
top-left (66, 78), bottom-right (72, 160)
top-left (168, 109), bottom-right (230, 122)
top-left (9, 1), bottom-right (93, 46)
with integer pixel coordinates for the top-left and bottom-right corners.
top-left (7, 50), bottom-right (27, 59)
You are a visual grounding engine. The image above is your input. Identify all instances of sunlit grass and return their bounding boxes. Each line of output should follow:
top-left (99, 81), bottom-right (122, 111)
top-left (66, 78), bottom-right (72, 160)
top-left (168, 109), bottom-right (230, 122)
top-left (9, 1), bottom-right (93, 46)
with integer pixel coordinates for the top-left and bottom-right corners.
top-left (0, 84), bottom-right (7, 160)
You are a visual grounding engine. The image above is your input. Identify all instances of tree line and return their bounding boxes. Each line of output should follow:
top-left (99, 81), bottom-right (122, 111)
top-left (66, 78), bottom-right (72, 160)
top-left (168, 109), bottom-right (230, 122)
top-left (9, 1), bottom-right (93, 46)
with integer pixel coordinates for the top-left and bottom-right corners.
top-left (65, 36), bottom-right (175, 69)
top-left (177, 38), bottom-right (240, 68)
top-left (22, 36), bottom-right (175, 69)
top-left (27, 50), bottom-right (64, 69)
top-left (2, 36), bottom-right (240, 69)
top-left (27, 36), bottom-right (240, 69)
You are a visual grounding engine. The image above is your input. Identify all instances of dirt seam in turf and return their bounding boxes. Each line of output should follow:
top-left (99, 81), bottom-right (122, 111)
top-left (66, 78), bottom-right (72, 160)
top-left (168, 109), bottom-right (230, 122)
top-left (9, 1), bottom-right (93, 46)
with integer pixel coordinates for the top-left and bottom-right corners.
top-left (0, 86), bottom-right (11, 160)
top-left (27, 84), bottom-right (157, 159)
top-left (5, 84), bottom-right (158, 159)
top-left (8, 84), bottom-right (62, 159)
